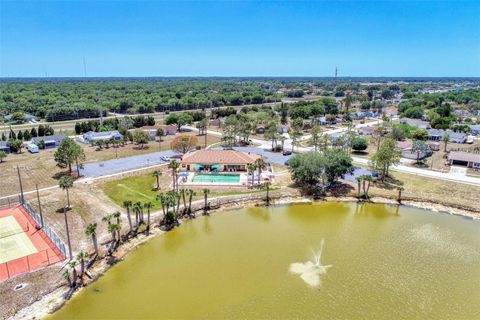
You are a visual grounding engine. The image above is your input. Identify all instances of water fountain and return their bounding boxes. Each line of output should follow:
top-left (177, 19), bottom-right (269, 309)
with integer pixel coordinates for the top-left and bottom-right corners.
top-left (289, 239), bottom-right (332, 287)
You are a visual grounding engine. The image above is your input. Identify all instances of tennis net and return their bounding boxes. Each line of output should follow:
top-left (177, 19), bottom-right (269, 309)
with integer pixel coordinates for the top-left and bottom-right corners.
top-left (0, 223), bottom-right (29, 239)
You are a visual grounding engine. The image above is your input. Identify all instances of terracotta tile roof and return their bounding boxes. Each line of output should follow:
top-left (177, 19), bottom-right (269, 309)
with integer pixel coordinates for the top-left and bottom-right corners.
top-left (448, 151), bottom-right (480, 163)
top-left (181, 150), bottom-right (260, 165)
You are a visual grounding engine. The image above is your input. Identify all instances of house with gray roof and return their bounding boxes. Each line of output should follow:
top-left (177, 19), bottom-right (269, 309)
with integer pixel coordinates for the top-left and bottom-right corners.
top-left (32, 135), bottom-right (67, 148)
top-left (448, 151), bottom-right (480, 169)
top-left (427, 129), bottom-right (467, 144)
top-left (83, 130), bottom-right (123, 143)
top-left (400, 118), bottom-right (430, 130)
top-left (467, 125), bottom-right (480, 136)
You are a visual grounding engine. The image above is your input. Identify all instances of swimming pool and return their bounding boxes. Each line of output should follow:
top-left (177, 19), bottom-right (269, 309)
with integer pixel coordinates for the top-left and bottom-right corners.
top-left (192, 174), bottom-right (241, 183)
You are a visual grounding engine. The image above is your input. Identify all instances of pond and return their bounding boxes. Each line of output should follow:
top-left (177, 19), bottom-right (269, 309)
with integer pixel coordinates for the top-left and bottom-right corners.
top-left (48, 202), bottom-right (480, 319)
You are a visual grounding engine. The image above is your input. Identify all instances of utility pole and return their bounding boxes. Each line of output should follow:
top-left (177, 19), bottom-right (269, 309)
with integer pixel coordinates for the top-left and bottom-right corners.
top-left (36, 184), bottom-right (44, 228)
top-left (17, 165), bottom-right (24, 202)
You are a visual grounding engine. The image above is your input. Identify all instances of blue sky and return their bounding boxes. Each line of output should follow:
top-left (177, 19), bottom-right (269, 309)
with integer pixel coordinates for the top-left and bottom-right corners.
top-left (1, 0), bottom-right (479, 77)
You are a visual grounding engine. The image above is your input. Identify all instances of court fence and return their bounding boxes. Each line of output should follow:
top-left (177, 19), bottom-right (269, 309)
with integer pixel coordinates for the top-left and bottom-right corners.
top-left (19, 196), bottom-right (68, 259)
top-left (0, 249), bottom-right (58, 281)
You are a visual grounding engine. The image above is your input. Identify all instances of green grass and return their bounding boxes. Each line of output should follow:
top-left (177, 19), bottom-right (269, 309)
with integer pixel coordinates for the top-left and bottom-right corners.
top-left (102, 175), bottom-right (162, 211)
top-left (101, 172), bottom-right (279, 212)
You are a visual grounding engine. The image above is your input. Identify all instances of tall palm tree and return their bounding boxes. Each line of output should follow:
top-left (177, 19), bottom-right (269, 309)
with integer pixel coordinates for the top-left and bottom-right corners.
top-left (112, 211), bottom-right (121, 240)
top-left (168, 160), bottom-right (180, 191)
top-left (59, 175), bottom-right (74, 209)
top-left (144, 202), bottom-right (153, 233)
top-left (156, 193), bottom-right (166, 224)
top-left (152, 170), bottom-right (162, 190)
top-left (76, 251), bottom-right (87, 286)
top-left (254, 158), bottom-right (266, 186)
top-left (175, 191), bottom-right (181, 219)
top-left (356, 176), bottom-right (363, 198)
top-left (63, 270), bottom-right (72, 287)
top-left (263, 182), bottom-right (272, 206)
top-left (179, 189), bottom-right (187, 215)
top-left (397, 186), bottom-right (404, 204)
top-left (68, 260), bottom-right (78, 287)
top-left (363, 175), bottom-right (373, 199)
top-left (85, 223), bottom-right (98, 255)
top-left (108, 223), bottom-right (120, 244)
top-left (202, 188), bottom-right (210, 215)
top-left (442, 133), bottom-right (450, 153)
top-left (132, 202), bottom-right (141, 229)
top-left (122, 200), bottom-right (133, 235)
top-left (247, 163), bottom-right (256, 187)
top-left (187, 189), bottom-right (196, 216)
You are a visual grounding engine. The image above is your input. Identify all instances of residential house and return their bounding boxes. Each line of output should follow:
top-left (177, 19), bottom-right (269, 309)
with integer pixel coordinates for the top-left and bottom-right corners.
top-left (400, 118), bottom-right (430, 130)
top-left (358, 126), bottom-right (376, 136)
top-left (135, 126), bottom-right (158, 141)
top-left (427, 129), bottom-right (467, 144)
top-left (180, 149), bottom-right (260, 172)
top-left (83, 131), bottom-right (123, 143)
top-left (448, 151), bottom-right (480, 169)
top-left (467, 125), bottom-right (480, 136)
top-left (159, 125), bottom-right (177, 135)
top-left (397, 140), bottom-right (432, 160)
top-left (32, 135), bottom-right (67, 149)
top-left (0, 141), bottom-right (10, 153)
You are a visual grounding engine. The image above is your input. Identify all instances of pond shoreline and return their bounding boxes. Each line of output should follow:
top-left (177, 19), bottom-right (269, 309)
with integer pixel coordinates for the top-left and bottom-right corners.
top-left (11, 193), bottom-right (480, 320)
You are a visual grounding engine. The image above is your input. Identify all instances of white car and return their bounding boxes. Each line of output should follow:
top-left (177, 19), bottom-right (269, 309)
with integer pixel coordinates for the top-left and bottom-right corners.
top-left (161, 156), bottom-right (171, 162)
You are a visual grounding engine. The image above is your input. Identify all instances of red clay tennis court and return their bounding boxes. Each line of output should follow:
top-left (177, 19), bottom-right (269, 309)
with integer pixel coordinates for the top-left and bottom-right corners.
top-left (0, 205), bottom-right (65, 281)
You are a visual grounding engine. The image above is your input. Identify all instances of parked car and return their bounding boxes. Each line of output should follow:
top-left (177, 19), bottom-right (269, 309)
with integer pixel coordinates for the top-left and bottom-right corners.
top-left (282, 150), bottom-right (292, 156)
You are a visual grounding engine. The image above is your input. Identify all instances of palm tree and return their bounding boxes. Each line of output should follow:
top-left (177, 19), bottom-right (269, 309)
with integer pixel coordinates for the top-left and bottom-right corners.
top-left (397, 186), bottom-right (404, 204)
top-left (363, 175), bottom-right (373, 199)
top-left (63, 270), bottom-right (72, 287)
top-left (356, 176), bottom-right (363, 198)
top-left (85, 223), bottom-right (98, 255)
top-left (68, 260), bottom-right (78, 287)
top-left (76, 251), bottom-right (87, 286)
top-left (144, 202), bottom-right (153, 233)
top-left (175, 191), bottom-right (181, 219)
top-left (102, 214), bottom-right (112, 227)
top-left (59, 175), bottom-right (74, 209)
top-left (179, 189), bottom-right (187, 215)
top-left (168, 160), bottom-right (180, 191)
top-left (132, 202), bottom-right (142, 229)
top-left (247, 163), bottom-right (257, 187)
top-left (202, 188), bottom-right (210, 215)
top-left (112, 211), bottom-right (121, 240)
top-left (254, 158), bottom-right (266, 186)
top-left (263, 182), bottom-right (272, 206)
top-left (442, 133), bottom-right (450, 153)
top-left (122, 200), bottom-right (133, 235)
top-left (156, 193), bottom-right (167, 224)
top-left (108, 223), bottom-right (120, 244)
top-left (152, 170), bottom-right (162, 190)
top-left (187, 189), bottom-right (196, 216)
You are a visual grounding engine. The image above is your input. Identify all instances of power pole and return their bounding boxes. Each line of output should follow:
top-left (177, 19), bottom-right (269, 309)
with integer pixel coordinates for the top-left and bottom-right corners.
top-left (36, 184), bottom-right (44, 228)
top-left (17, 165), bottom-right (24, 202)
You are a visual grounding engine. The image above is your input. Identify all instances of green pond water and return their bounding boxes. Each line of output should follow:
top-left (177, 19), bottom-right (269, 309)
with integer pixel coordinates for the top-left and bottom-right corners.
top-left (49, 202), bottom-right (480, 319)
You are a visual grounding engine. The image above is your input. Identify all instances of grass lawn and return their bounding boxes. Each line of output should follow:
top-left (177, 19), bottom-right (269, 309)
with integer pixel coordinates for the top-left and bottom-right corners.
top-left (100, 170), bottom-right (281, 213)
top-left (343, 169), bottom-right (480, 211)
top-left (102, 174), bottom-right (163, 211)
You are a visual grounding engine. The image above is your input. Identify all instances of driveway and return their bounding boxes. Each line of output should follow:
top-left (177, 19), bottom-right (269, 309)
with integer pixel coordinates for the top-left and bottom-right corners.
top-left (80, 150), bottom-right (179, 177)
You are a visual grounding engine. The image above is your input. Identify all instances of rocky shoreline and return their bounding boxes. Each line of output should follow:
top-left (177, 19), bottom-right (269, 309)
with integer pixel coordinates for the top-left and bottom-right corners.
top-left (9, 194), bottom-right (480, 320)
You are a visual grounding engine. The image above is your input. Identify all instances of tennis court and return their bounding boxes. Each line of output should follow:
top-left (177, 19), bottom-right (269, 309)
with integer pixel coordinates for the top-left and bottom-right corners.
top-left (0, 205), bottom-right (65, 281)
